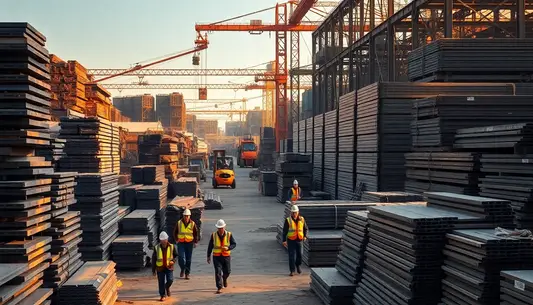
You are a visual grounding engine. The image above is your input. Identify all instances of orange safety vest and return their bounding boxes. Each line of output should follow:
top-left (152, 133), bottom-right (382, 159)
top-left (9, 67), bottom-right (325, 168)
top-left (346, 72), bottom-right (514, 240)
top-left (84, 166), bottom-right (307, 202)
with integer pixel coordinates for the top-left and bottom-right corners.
top-left (286, 217), bottom-right (305, 240)
top-left (212, 231), bottom-right (232, 257)
top-left (155, 244), bottom-right (174, 267)
top-left (177, 220), bottom-right (195, 243)
top-left (290, 187), bottom-right (300, 201)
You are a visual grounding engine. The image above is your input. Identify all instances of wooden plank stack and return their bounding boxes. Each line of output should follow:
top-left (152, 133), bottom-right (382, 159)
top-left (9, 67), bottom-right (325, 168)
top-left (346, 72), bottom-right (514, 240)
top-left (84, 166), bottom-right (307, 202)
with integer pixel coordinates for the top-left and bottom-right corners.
top-left (49, 55), bottom-right (91, 114)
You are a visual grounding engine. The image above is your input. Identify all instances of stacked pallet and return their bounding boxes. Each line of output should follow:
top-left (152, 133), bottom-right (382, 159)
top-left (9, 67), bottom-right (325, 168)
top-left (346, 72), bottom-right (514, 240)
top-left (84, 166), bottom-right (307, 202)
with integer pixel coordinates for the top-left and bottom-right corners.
top-left (335, 211), bottom-right (369, 284)
top-left (0, 22), bottom-right (55, 304)
top-left (58, 117), bottom-right (120, 174)
top-left (137, 134), bottom-right (181, 181)
top-left (354, 205), bottom-right (458, 305)
top-left (204, 192), bottom-right (223, 210)
top-left (111, 235), bottom-right (149, 270)
top-left (312, 114), bottom-right (324, 190)
top-left (500, 270), bottom-right (533, 304)
top-left (303, 230), bottom-right (343, 267)
top-left (361, 191), bottom-right (423, 202)
top-left (276, 153), bottom-right (312, 202)
top-left (168, 177), bottom-right (198, 197)
top-left (120, 209), bottom-right (158, 248)
top-left (337, 91), bottom-right (356, 199)
top-left (165, 196), bottom-right (204, 243)
top-left (323, 110), bottom-right (338, 197)
top-left (73, 173), bottom-right (120, 261)
top-left (57, 261), bottom-right (118, 305)
top-left (440, 229), bottom-right (533, 305)
top-left (260, 171), bottom-right (277, 196)
top-left (310, 268), bottom-right (357, 305)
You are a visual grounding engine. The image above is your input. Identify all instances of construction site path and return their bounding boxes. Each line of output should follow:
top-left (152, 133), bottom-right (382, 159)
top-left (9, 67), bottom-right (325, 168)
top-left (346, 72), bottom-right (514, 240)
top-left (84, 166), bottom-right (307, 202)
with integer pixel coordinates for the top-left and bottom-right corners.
top-left (116, 166), bottom-right (321, 305)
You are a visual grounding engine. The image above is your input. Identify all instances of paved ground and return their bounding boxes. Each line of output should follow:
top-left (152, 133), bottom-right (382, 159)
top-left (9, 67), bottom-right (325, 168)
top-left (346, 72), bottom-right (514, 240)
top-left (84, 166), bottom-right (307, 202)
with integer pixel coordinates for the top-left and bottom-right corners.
top-left (116, 166), bottom-right (322, 305)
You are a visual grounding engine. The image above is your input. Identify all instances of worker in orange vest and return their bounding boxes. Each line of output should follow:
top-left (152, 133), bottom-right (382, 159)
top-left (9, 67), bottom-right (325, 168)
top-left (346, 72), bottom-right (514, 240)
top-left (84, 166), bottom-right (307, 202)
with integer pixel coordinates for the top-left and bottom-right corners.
top-left (207, 219), bottom-right (237, 294)
top-left (152, 231), bottom-right (179, 301)
top-left (287, 180), bottom-right (302, 202)
top-left (282, 205), bottom-right (308, 276)
top-left (173, 208), bottom-right (199, 280)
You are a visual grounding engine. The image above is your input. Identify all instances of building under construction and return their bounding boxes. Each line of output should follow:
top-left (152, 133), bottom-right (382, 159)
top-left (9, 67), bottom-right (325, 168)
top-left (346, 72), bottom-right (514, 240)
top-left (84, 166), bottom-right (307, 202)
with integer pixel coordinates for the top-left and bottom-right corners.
top-left (186, 114), bottom-right (197, 133)
top-left (195, 119), bottom-right (218, 138)
top-left (156, 93), bottom-right (186, 130)
top-left (113, 94), bottom-right (155, 122)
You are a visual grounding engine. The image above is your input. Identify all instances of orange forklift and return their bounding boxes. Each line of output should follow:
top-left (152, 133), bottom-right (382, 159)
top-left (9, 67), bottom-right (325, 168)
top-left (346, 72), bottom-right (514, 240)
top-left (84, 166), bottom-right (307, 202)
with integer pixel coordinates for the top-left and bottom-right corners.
top-left (212, 150), bottom-right (235, 189)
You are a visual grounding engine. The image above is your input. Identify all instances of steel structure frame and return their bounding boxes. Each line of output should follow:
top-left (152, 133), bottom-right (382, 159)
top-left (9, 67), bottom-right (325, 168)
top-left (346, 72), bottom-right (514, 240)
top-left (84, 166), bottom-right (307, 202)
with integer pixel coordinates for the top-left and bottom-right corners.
top-left (312, 0), bottom-right (533, 115)
top-left (102, 83), bottom-right (312, 90)
top-left (88, 68), bottom-right (270, 76)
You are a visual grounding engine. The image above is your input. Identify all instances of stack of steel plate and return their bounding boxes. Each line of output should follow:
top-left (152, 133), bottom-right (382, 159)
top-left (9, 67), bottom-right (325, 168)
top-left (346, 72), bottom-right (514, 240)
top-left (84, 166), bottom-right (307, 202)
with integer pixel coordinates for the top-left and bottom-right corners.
top-left (335, 211), bottom-right (369, 284)
top-left (111, 235), bottom-right (149, 270)
top-left (408, 39), bottom-right (533, 82)
top-left (260, 171), bottom-right (277, 196)
top-left (454, 123), bottom-right (533, 153)
top-left (120, 209), bottom-right (158, 248)
top-left (500, 270), bottom-right (533, 304)
top-left (165, 197), bottom-right (203, 243)
top-left (259, 127), bottom-right (276, 170)
top-left (313, 114), bottom-right (324, 190)
top-left (279, 138), bottom-right (293, 153)
top-left (303, 230), bottom-right (343, 267)
top-left (118, 184), bottom-right (142, 209)
top-left (136, 184), bottom-right (168, 231)
top-left (275, 153), bottom-right (312, 202)
top-left (404, 152), bottom-right (481, 195)
top-left (58, 117), bottom-right (120, 174)
top-left (337, 92), bottom-right (356, 199)
top-left (168, 177), bottom-right (198, 197)
top-left (354, 205), bottom-right (458, 305)
top-left (361, 191), bottom-right (423, 203)
top-left (310, 267), bottom-right (357, 305)
top-left (73, 173), bottom-right (120, 261)
top-left (57, 261), bottom-right (118, 305)
top-left (282, 201), bottom-right (375, 229)
top-left (117, 205), bottom-right (131, 220)
top-left (440, 229), bottom-right (533, 305)
top-left (310, 191), bottom-right (332, 200)
top-left (306, 118), bottom-right (313, 155)
top-left (323, 110), bottom-right (338, 197)
top-left (131, 165), bottom-right (165, 184)
top-left (35, 132), bottom-right (66, 170)
top-left (204, 192), bottom-right (223, 210)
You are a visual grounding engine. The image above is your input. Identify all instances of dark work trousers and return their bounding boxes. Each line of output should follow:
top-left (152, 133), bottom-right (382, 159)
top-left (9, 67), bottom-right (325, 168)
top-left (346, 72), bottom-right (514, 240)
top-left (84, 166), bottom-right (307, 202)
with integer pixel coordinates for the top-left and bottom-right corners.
top-left (287, 240), bottom-right (302, 272)
top-left (213, 256), bottom-right (231, 289)
top-left (178, 242), bottom-right (194, 275)
top-left (156, 269), bottom-right (174, 297)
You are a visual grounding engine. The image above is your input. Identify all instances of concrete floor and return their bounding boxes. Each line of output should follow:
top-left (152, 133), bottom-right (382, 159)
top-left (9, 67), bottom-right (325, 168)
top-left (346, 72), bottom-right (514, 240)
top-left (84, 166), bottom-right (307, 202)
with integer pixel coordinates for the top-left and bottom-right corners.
top-left (116, 167), bottom-right (322, 305)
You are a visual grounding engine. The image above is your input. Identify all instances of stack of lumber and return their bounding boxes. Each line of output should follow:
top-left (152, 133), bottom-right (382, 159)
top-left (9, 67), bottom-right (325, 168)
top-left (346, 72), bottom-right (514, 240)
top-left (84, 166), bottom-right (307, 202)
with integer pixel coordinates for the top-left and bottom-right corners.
top-left (168, 177), bottom-right (198, 198)
top-left (310, 268), bottom-right (357, 305)
top-left (119, 184), bottom-right (142, 209)
top-left (131, 165), bottom-right (165, 185)
top-left (49, 55), bottom-right (91, 114)
top-left (120, 209), bottom-right (158, 248)
top-left (137, 134), bottom-right (181, 181)
top-left (57, 261), bottom-right (118, 305)
top-left (164, 196), bottom-right (204, 243)
top-left (260, 171), bottom-right (277, 196)
top-left (73, 173), bottom-right (120, 261)
top-left (136, 184), bottom-right (168, 231)
top-left (500, 270), bottom-right (533, 304)
top-left (111, 235), bottom-right (149, 270)
top-left (303, 230), bottom-right (343, 267)
top-left (58, 117), bottom-right (120, 174)
top-left (335, 211), bottom-right (369, 284)
top-left (276, 153), bottom-right (312, 202)
top-left (0, 22), bottom-right (55, 304)
top-left (204, 192), bottom-right (223, 210)
top-left (84, 84), bottom-right (112, 120)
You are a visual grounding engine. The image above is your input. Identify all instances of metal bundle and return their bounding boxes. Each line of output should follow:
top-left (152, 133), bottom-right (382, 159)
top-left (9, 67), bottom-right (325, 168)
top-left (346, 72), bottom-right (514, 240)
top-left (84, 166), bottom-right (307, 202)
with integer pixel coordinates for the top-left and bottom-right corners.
top-left (118, 184), bottom-right (142, 209)
top-left (275, 153), bottom-right (312, 203)
top-left (259, 127), bottom-right (276, 170)
top-left (203, 192), bottom-right (223, 210)
top-left (454, 123), bottom-right (533, 153)
top-left (111, 235), bottom-right (150, 270)
top-left (310, 268), bottom-right (357, 305)
top-left (500, 270), bottom-right (533, 304)
top-left (131, 165), bottom-right (165, 185)
top-left (312, 114), bottom-right (324, 188)
top-left (35, 135), bottom-right (66, 170)
top-left (168, 177), bottom-right (198, 198)
top-left (303, 230), bottom-right (343, 267)
top-left (335, 211), bottom-right (369, 284)
top-left (260, 171), bottom-right (277, 197)
top-left (323, 110), bottom-right (338, 196)
top-left (306, 117), bottom-right (314, 154)
top-left (120, 209), bottom-right (158, 248)
top-left (361, 191), bottom-right (423, 203)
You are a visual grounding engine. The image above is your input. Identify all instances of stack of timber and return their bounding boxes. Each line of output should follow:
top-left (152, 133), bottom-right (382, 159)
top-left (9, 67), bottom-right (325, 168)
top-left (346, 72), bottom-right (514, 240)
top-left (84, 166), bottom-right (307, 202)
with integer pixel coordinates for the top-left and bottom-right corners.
top-left (120, 209), bottom-right (158, 248)
top-left (310, 268), bottom-right (357, 305)
top-left (275, 153), bottom-right (312, 203)
top-left (408, 39), bottom-right (533, 82)
top-left (137, 134), bottom-right (180, 181)
top-left (361, 191), bottom-right (423, 202)
top-left (335, 211), bottom-right (369, 285)
top-left (440, 229), bottom-right (533, 305)
top-left (0, 22), bottom-right (55, 304)
top-left (57, 261), bottom-right (118, 305)
top-left (164, 196), bottom-right (204, 243)
top-left (58, 117), bottom-right (120, 174)
top-left (500, 270), bottom-right (533, 304)
top-left (323, 110), bottom-right (338, 197)
top-left (85, 84), bottom-right (112, 120)
top-left (259, 127), bottom-right (276, 170)
top-left (111, 235), bottom-right (149, 270)
top-left (354, 205), bottom-right (458, 305)
top-left (303, 230), bottom-right (343, 267)
top-left (73, 173), bottom-right (120, 261)
top-left (260, 171), bottom-right (277, 196)
top-left (119, 184), bottom-right (142, 210)
top-left (136, 184), bottom-right (168, 231)
top-left (337, 92), bottom-right (356, 199)
top-left (203, 192), bottom-right (223, 210)
top-left (168, 177), bottom-right (198, 198)
top-left (49, 55), bottom-right (91, 114)
top-left (312, 114), bottom-right (324, 190)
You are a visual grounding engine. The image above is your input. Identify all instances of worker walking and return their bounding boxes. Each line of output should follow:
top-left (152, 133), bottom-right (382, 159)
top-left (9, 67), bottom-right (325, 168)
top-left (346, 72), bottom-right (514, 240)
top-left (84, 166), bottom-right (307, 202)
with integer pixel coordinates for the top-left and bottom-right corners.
top-left (207, 219), bottom-right (237, 294)
top-left (288, 180), bottom-right (302, 202)
top-left (282, 205), bottom-right (308, 276)
top-left (173, 208), bottom-right (199, 280)
top-left (152, 231), bottom-right (179, 301)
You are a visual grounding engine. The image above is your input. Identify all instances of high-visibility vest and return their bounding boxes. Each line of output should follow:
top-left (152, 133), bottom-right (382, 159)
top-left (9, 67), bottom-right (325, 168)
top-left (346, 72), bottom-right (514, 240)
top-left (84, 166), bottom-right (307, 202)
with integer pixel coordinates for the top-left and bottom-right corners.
top-left (212, 231), bottom-right (232, 257)
top-left (178, 220), bottom-right (195, 243)
top-left (155, 244), bottom-right (174, 267)
top-left (287, 217), bottom-right (305, 240)
top-left (290, 187), bottom-right (300, 201)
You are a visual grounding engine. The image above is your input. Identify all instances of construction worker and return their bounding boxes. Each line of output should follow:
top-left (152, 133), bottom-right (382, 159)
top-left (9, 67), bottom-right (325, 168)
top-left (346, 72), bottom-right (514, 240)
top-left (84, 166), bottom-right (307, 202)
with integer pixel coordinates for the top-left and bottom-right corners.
top-left (207, 219), bottom-right (237, 294)
top-left (152, 231), bottom-right (178, 301)
top-left (173, 208), bottom-right (199, 280)
top-left (288, 179), bottom-right (302, 202)
top-left (282, 205), bottom-right (308, 276)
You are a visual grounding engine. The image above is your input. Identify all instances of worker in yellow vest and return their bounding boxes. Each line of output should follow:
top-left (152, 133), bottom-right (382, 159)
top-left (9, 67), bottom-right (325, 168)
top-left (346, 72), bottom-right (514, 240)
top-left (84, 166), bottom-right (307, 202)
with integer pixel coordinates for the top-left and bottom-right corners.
top-left (173, 208), bottom-right (199, 280)
top-left (282, 205), bottom-right (308, 276)
top-left (207, 219), bottom-right (237, 294)
top-left (287, 180), bottom-right (302, 202)
top-left (151, 231), bottom-right (179, 301)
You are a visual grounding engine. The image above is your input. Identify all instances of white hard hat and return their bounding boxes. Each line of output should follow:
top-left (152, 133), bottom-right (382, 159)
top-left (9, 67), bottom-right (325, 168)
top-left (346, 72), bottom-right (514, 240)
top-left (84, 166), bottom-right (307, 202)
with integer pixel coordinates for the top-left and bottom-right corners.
top-left (159, 231), bottom-right (169, 240)
top-left (215, 219), bottom-right (226, 228)
top-left (293, 180), bottom-right (298, 185)
top-left (291, 205), bottom-right (299, 213)
top-left (183, 209), bottom-right (191, 216)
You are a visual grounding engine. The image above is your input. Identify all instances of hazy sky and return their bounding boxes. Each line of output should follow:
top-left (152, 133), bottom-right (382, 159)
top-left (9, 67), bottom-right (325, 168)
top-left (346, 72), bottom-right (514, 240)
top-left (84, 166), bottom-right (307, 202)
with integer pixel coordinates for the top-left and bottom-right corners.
top-left (1, 0), bottom-right (316, 124)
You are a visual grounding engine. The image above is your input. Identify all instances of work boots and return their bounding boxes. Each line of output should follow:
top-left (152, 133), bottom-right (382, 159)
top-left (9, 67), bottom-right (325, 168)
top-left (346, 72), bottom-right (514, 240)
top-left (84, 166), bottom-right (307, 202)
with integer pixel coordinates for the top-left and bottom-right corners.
top-left (297, 266), bottom-right (302, 274)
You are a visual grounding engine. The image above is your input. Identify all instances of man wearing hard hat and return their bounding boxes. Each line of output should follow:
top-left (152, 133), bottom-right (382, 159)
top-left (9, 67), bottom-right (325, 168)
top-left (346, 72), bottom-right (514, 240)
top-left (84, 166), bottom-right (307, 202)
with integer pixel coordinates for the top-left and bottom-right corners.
top-left (173, 208), bottom-right (199, 280)
top-left (207, 219), bottom-right (237, 294)
top-left (152, 231), bottom-right (179, 301)
top-left (282, 205), bottom-right (308, 276)
top-left (287, 180), bottom-right (302, 202)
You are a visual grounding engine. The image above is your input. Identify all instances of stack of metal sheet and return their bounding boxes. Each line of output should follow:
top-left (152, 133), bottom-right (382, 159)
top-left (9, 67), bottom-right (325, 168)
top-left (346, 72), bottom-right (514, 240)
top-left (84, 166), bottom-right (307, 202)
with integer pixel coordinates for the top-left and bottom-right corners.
top-left (335, 211), bottom-right (369, 284)
top-left (354, 205), bottom-right (458, 305)
top-left (111, 235), bottom-right (149, 270)
top-left (165, 197), bottom-right (203, 243)
top-left (408, 39), bottom-right (533, 82)
top-left (117, 205), bottom-right (131, 221)
top-left (276, 153), bottom-right (312, 202)
top-left (303, 230), bottom-right (343, 267)
top-left (259, 127), bottom-right (276, 170)
top-left (120, 209), bottom-right (158, 248)
top-left (440, 229), bottom-right (533, 304)
top-left (454, 123), bottom-right (533, 153)
top-left (337, 92), bottom-right (356, 199)
top-left (306, 118), bottom-right (314, 155)
top-left (131, 165), bottom-right (165, 184)
top-left (323, 110), bottom-right (338, 196)
top-left (204, 192), bottom-right (223, 210)
top-left (312, 114), bottom-right (324, 190)
top-left (136, 184), bottom-right (168, 231)
top-left (260, 171), bottom-right (277, 196)
top-left (310, 268), bottom-right (357, 305)
top-left (73, 173), bottom-right (120, 261)
top-left (58, 117), bottom-right (120, 174)
top-left (35, 133), bottom-right (66, 170)
top-left (500, 270), bottom-right (533, 304)
top-left (279, 138), bottom-right (293, 153)
top-left (168, 177), bottom-right (198, 198)
top-left (57, 261), bottom-right (118, 305)
top-left (404, 152), bottom-right (481, 195)
top-left (118, 183), bottom-right (141, 209)
top-left (361, 191), bottom-right (423, 203)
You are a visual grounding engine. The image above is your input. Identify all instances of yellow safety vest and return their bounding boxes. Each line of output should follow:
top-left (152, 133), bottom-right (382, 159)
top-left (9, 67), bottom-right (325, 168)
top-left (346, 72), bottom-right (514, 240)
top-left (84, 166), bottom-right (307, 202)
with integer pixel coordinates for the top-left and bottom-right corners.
top-left (155, 244), bottom-right (174, 267)
top-left (287, 217), bottom-right (305, 240)
top-left (291, 187), bottom-right (300, 201)
top-left (178, 220), bottom-right (195, 243)
top-left (212, 231), bottom-right (231, 257)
